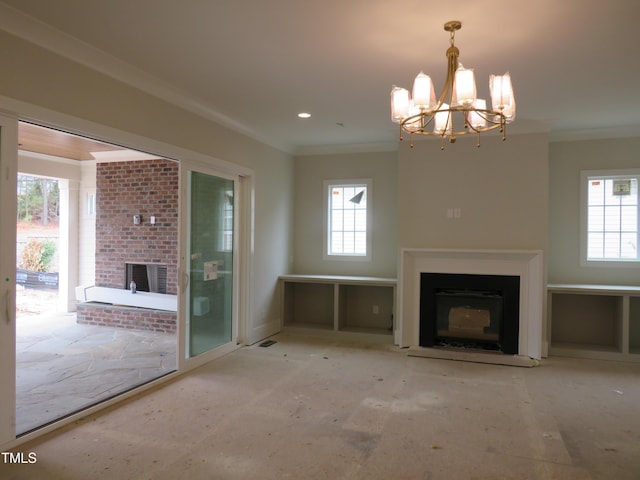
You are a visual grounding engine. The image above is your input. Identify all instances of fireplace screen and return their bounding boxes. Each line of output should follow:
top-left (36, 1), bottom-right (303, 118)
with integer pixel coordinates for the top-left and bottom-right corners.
top-left (436, 290), bottom-right (502, 348)
top-left (125, 263), bottom-right (167, 293)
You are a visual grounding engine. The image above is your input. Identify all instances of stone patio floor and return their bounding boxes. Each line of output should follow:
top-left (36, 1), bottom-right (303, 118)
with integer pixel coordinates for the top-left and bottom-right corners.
top-left (16, 312), bottom-right (176, 434)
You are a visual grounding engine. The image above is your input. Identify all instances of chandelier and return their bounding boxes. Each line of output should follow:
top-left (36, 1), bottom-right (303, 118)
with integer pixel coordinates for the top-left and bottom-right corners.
top-left (390, 20), bottom-right (515, 150)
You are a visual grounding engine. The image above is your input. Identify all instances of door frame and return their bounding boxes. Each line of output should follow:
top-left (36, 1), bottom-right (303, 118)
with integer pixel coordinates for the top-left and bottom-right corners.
top-left (177, 160), bottom-right (250, 370)
top-left (0, 112), bottom-right (18, 445)
top-left (0, 98), bottom-right (255, 449)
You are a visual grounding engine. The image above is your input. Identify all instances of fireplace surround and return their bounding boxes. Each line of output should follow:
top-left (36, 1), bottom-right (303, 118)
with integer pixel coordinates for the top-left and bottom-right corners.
top-left (398, 249), bottom-right (544, 359)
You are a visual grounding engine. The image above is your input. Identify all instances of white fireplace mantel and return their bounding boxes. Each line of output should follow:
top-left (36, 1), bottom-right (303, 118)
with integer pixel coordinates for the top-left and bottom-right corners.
top-left (396, 248), bottom-right (545, 359)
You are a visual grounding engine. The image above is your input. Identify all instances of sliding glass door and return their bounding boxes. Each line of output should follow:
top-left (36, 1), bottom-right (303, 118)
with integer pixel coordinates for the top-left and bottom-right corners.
top-left (185, 169), bottom-right (237, 358)
top-left (0, 113), bottom-right (248, 447)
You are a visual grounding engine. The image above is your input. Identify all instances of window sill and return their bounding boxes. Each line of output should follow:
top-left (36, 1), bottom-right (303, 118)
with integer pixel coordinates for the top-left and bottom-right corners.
top-left (324, 254), bottom-right (371, 262)
top-left (582, 259), bottom-right (640, 268)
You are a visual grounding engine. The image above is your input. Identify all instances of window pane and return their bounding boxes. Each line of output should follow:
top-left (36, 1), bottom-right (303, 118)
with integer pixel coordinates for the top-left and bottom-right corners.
top-left (588, 232), bottom-right (604, 259)
top-left (355, 210), bottom-right (367, 230)
top-left (603, 232), bottom-right (621, 258)
top-left (604, 179), bottom-right (618, 205)
top-left (331, 232), bottom-right (343, 254)
top-left (343, 232), bottom-right (355, 254)
top-left (588, 180), bottom-right (604, 205)
top-left (332, 188), bottom-right (343, 209)
top-left (621, 206), bottom-right (637, 231)
top-left (343, 210), bottom-right (355, 230)
top-left (354, 232), bottom-right (367, 254)
top-left (621, 232), bottom-right (637, 258)
top-left (344, 187), bottom-right (356, 204)
top-left (603, 206), bottom-right (620, 231)
top-left (331, 210), bottom-right (343, 231)
top-left (588, 206), bottom-right (604, 231)
top-left (620, 179), bottom-right (638, 205)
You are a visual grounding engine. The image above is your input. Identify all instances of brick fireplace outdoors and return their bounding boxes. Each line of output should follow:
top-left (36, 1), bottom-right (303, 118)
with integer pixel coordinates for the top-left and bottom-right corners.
top-left (76, 158), bottom-right (179, 333)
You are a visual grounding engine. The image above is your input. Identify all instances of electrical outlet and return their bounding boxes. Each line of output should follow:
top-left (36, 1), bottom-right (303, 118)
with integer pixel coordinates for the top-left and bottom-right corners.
top-left (373, 305), bottom-right (379, 315)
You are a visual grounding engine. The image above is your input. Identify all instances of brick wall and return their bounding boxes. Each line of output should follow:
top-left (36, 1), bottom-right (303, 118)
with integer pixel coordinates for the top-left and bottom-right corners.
top-left (77, 303), bottom-right (176, 334)
top-left (95, 159), bottom-right (179, 294)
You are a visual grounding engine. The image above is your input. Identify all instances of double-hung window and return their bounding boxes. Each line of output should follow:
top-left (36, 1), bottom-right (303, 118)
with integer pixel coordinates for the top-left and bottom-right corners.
top-left (324, 179), bottom-right (371, 260)
top-left (221, 189), bottom-right (233, 251)
top-left (583, 170), bottom-right (639, 263)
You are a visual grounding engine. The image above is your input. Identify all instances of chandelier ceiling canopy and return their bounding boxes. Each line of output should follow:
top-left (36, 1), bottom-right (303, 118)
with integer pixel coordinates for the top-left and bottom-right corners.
top-left (390, 20), bottom-right (516, 150)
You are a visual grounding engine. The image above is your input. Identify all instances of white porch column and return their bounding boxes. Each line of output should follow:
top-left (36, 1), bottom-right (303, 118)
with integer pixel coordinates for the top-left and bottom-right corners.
top-left (58, 179), bottom-right (80, 312)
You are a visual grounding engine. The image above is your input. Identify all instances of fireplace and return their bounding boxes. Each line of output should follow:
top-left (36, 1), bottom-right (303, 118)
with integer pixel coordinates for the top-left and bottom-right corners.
top-left (398, 249), bottom-right (544, 359)
top-left (436, 290), bottom-right (501, 345)
top-left (420, 273), bottom-right (520, 354)
top-left (125, 262), bottom-right (168, 294)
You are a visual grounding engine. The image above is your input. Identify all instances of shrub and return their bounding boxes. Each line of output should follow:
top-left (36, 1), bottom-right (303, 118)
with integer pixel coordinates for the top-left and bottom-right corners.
top-left (21, 239), bottom-right (56, 272)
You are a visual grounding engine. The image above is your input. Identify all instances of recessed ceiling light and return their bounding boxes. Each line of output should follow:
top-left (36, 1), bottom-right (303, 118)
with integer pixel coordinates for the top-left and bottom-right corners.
top-left (298, 112), bottom-right (311, 118)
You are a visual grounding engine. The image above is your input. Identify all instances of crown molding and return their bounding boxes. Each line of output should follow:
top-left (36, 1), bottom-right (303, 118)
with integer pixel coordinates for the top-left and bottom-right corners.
top-left (294, 141), bottom-right (398, 157)
top-left (549, 125), bottom-right (640, 143)
top-left (0, 4), bottom-right (293, 154)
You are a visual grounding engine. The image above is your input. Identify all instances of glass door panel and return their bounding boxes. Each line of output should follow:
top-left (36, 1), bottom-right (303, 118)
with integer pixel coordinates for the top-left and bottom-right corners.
top-left (14, 123), bottom-right (178, 435)
top-left (187, 171), bottom-right (235, 357)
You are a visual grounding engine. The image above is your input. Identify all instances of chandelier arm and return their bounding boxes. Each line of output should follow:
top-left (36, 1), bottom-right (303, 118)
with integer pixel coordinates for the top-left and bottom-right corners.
top-left (433, 45), bottom-right (459, 112)
top-left (422, 115), bottom-right (435, 129)
top-left (471, 109), bottom-right (506, 125)
top-left (401, 112), bottom-right (505, 136)
top-left (414, 122), bottom-right (504, 137)
top-left (451, 123), bottom-right (503, 135)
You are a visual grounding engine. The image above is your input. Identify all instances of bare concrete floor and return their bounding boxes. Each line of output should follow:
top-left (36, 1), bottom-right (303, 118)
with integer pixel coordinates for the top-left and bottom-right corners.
top-left (3, 332), bottom-right (639, 479)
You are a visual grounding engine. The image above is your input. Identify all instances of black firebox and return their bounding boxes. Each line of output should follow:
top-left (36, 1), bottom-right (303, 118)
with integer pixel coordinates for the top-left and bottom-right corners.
top-left (420, 273), bottom-right (520, 354)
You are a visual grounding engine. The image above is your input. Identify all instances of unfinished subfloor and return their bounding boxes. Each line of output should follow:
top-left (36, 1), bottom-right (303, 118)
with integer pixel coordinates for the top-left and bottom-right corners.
top-left (2, 332), bottom-right (639, 479)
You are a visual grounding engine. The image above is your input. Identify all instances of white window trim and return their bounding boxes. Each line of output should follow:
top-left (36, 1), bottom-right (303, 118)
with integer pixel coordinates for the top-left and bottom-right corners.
top-left (580, 168), bottom-right (640, 267)
top-left (323, 178), bottom-right (372, 262)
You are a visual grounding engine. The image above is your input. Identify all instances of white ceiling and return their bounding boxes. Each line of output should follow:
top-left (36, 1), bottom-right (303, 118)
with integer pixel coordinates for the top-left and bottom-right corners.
top-left (1, 0), bottom-right (639, 154)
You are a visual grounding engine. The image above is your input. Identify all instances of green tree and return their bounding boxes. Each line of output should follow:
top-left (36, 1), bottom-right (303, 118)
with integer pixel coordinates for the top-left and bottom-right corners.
top-left (16, 175), bottom-right (59, 224)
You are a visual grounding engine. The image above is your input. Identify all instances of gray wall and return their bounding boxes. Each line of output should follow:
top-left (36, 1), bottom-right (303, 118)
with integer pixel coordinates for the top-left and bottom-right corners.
top-left (397, 133), bottom-right (549, 252)
top-left (549, 137), bottom-right (640, 285)
top-left (293, 151), bottom-right (397, 277)
top-left (4, 26), bottom-right (638, 331)
top-left (0, 30), bottom-right (294, 340)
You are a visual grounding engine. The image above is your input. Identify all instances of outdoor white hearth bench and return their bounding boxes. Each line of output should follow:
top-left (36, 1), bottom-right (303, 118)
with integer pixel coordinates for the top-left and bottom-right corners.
top-left (75, 286), bottom-right (177, 334)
